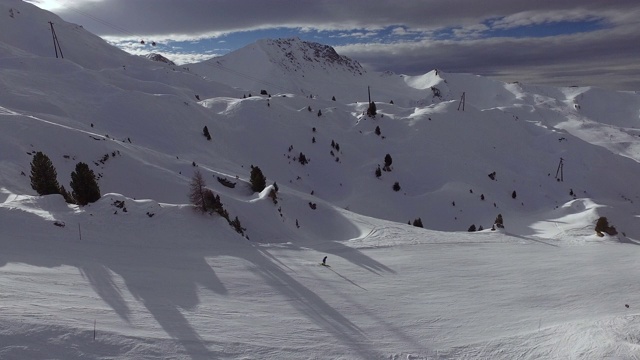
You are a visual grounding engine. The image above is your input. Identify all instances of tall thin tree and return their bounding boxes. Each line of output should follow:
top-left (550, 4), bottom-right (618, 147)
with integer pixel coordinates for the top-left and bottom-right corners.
top-left (189, 169), bottom-right (207, 212)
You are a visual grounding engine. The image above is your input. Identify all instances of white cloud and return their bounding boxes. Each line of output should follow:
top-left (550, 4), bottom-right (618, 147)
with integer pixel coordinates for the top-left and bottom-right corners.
top-left (452, 23), bottom-right (490, 39)
top-left (391, 27), bottom-right (407, 36)
top-left (490, 9), bottom-right (599, 30)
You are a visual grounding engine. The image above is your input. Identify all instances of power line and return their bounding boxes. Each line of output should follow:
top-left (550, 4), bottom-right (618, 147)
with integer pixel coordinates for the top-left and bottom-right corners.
top-left (62, 4), bottom-right (164, 48)
top-left (64, 5), bottom-right (137, 38)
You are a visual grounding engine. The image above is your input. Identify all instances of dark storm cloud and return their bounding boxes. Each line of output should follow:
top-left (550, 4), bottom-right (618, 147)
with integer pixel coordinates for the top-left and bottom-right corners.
top-left (338, 24), bottom-right (640, 89)
top-left (45, 0), bottom-right (638, 36)
top-left (31, 0), bottom-right (640, 90)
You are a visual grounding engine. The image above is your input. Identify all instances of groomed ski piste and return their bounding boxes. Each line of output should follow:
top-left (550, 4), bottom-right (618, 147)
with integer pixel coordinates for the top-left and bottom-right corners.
top-left (3, 193), bottom-right (640, 359)
top-left (2, 1), bottom-right (640, 359)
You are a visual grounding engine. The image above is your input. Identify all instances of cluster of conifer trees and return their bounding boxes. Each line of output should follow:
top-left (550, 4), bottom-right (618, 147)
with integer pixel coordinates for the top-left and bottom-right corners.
top-left (29, 152), bottom-right (100, 205)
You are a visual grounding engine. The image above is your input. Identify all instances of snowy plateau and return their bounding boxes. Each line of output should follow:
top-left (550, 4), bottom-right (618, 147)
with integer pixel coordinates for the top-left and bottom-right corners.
top-left (2, 1), bottom-right (640, 359)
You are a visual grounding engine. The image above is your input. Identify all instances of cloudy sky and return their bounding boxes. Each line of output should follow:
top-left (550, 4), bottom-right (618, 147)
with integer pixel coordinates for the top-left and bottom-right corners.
top-left (26, 0), bottom-right (640, 91)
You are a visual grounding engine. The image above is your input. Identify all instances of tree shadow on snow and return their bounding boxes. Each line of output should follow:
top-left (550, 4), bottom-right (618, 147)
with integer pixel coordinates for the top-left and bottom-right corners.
top-left (316, 241), bottom-right (396, 275)
top-left (242, 247), bottom-right (383, 359)
top-left (0, 207), bottom-right (228, 359)
top-left (0, 201), bottom-right (396, 358)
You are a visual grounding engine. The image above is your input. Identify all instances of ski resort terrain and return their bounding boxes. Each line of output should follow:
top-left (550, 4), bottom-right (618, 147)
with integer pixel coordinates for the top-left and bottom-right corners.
top-left (1, 1), bottom-right (640, 359)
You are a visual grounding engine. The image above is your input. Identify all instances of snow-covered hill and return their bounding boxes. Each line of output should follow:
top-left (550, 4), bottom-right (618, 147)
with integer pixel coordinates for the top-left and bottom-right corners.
top-left (2, 1), bottom-right (640, 358)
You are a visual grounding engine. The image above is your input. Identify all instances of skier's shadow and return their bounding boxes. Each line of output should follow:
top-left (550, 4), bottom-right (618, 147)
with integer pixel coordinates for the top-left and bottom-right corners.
top-left (323, 265), bottom-right (368, 290)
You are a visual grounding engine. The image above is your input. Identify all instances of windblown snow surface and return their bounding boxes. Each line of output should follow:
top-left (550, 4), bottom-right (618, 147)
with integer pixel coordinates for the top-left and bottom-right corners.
top-left (2, 1), bottom-right (640, 359)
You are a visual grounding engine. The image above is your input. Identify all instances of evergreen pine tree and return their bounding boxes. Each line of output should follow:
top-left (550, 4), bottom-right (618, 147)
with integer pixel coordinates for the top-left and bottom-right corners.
top-left (250, 165), bottom-right (267, 193)
top-left (383, 154), bottom-right (393, 171)
top-left (70, 162), bottom-right (101, 206)
top-left (30, 151), bottom-right (61, 195)
top-left (393, 182), bottom-right (401, 192)
top-left (268, 188), bottom-right (278, 204)
top-left (366, 101), bottom-right (377, 117)
top-left (203, 189), bottom-right (225, 214)
top-left (230, 216), bottom-right (245, 235)
top-left (298, 152), bottom-right (308, 165)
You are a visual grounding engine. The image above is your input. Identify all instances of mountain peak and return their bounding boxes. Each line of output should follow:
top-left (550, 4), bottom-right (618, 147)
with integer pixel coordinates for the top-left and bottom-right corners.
top-left (145, 53), bottom-right (176, 66)
top-left (257, 37), bottom-right (365, 75)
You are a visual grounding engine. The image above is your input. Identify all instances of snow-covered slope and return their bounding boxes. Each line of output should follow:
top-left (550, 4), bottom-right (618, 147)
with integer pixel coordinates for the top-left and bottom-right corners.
top-left (0, 0), bottom-right (149, 69)
top-left (188, 37), bottom-right (434, 106)
top-left (2, 1), bottom-right (640, 358)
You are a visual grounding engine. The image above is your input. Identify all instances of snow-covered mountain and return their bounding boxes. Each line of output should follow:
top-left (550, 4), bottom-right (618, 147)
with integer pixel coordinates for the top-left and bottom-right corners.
top-left (2, 1), bottom-right (640, 358)
top-left (145, 53), bottom-right (176, 66)
top-left (187, 37), bottom-right (434, 106)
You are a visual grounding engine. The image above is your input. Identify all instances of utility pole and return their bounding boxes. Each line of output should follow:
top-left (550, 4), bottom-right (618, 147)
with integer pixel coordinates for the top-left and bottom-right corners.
top-left (457, 92), bottom-right (466, 111)
top-left (48, 21), bottom-right (64, 59)
top-left (555, 157), bottom-right (564, 182)
top-left (368, 85), bottom-right (371, 104)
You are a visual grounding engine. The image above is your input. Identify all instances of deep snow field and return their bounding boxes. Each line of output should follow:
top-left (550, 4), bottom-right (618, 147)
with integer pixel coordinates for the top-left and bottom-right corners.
top-left (2, 1), bottom-right (640, 359)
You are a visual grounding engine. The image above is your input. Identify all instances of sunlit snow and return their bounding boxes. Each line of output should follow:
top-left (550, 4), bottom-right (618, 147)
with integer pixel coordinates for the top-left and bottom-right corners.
top-left (2, 1), bottom-right (640, 359)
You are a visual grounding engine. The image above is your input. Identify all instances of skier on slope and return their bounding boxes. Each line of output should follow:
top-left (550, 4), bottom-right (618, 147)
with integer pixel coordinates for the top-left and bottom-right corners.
top-left (322, 256), bottom-right (327, 266)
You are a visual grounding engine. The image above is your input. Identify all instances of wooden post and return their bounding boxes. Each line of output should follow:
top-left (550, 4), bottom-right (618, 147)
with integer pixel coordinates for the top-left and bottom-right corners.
top-left (93, 319), bottom-right (96, 340)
